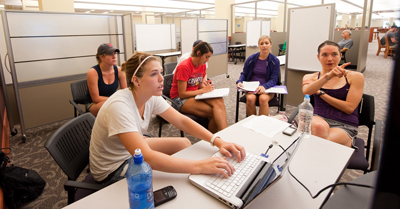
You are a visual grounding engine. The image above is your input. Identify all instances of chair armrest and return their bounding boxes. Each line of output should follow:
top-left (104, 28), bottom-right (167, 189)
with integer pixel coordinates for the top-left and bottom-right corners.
top-left (143, 133), bottom-right (154, 138)
top-left (288, 106), bottom-right (299, 124)
top-left (161, 95), bottom-right (180, 111)
top-left (64, 180), bottom-right (105, 191)
top-left (69, 100), bottom-right (85, 115)
top-left (371, 120), bottom-right (382, 171)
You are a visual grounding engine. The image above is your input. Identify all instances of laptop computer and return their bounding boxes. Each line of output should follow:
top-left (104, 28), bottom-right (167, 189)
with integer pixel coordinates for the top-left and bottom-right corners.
top-left (189, 134), bottom-right (304, 209)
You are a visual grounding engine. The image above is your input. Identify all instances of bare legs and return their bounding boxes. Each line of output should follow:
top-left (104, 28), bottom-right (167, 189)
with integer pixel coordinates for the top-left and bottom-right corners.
top-left (90, 101), bottom-right (106, 117)
top-left (245, 93), bottom-right (274, 116)
top-left (180, 97), bottom-right (227, 133)
top-left (311, 116), bottom-right (352, 147)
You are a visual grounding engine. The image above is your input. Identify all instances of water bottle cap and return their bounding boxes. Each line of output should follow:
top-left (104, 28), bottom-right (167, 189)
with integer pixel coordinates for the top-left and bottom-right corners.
top-left (133, 148), bottom-right (143, 163)
top-left (305, 94), bottom-right (310, 99)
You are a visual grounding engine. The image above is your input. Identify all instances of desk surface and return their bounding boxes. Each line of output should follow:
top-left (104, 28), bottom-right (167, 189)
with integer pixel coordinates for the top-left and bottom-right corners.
top-left (277, 55), bottom-right (286, 65)
top-left (64, 116), bottom-right (353, 209)
top-left (229, 44), bottom-right (246, 48)
top-left (153, 51), bottom-right (181, 57)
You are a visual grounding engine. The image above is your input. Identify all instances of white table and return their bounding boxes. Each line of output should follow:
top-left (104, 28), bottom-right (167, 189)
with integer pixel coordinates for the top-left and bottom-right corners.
top-left (277, 55), bottom-right (286, 65)
top-left (153, 51), bottom-right (181, 74)
top-left (64, 116), bottom-right (353, 209)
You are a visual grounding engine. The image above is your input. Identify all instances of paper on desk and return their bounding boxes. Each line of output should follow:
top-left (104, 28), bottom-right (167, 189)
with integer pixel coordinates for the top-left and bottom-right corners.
top-left (265, 86), bottom-right (288, 94)
top-left (239, 81), bottom-right (260, 92)
top-left (195, 88), bottom-right (230, 100)
top-left (242, 115), bottom-right (290, 138)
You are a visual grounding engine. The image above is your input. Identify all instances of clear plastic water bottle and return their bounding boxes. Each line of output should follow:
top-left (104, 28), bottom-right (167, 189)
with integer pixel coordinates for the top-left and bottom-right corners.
top-left (126, 149), bottom-right (154, 209)
top-left (298, 94), bottom-right (314, 138)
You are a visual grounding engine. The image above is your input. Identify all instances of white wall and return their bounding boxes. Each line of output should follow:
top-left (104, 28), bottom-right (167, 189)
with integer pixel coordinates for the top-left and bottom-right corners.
top-left (235, 18), bottom-right (244, 32)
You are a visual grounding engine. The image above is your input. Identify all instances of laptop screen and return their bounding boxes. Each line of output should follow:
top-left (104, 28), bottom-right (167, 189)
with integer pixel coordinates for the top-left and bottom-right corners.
top-left (241, 134), bottom-right (304, 207)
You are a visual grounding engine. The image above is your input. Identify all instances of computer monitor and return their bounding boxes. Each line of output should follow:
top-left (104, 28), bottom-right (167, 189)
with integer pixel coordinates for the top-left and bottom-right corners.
top-left (371, 41), bottom-right (400, 208)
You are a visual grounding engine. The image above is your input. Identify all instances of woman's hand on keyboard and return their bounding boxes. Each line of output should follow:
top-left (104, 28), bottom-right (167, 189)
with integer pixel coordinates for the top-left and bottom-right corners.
top-left (196, 157), bottom-right (235, 178)
top-left (214, 138), bottom-right (246, 163)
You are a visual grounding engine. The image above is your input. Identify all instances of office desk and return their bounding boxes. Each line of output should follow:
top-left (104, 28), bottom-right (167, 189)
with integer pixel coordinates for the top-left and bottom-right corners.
top-left (153, 51), bottom-right (181, 74)
top-left (228, 44), bottom-right (246, 64)
top-left (63, 116), bottom-right (353, 209)
top-left (277, 55), bottom-right (286, 65)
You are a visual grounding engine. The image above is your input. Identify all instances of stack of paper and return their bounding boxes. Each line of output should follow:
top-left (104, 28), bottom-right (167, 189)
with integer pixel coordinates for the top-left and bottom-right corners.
top-left (265, 86), bottom-right (288, 94)
top-left (195, 88), bottom-right (230, 100)
top-left (238, 81), bottom-right (259, 92)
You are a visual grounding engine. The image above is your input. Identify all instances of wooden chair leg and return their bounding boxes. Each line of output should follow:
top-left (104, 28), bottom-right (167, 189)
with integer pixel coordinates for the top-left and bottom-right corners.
top-left (384, 49), bottom-right (388, 58)
top-left (376, 47), bottom-right (381, 56)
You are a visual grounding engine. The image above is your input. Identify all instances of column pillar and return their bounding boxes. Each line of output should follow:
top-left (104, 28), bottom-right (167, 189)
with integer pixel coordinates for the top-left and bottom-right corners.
top-left (389, 17), bottom-right (394, 27)
top-left (357, 15), bottom-right (363, 27)
top-left (277, 3), bottom-right (292, 32)
top-left (215, 0), bottom-right (235, 36)
top-left (341, 14), bottom-right (349, 28)
top-left (350, 15), bottom-right (357, 28)
top-left (142, 9), bottom-right (155, 24)
top-left (38, 0), bottom-right (74, 12)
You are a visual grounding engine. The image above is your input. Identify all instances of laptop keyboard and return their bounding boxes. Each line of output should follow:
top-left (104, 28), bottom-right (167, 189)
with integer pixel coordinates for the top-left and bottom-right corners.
top-left (206, 153), bottom-right (262, 198)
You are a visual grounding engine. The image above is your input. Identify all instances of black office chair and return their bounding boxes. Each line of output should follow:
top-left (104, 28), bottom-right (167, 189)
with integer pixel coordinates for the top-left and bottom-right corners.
top-left (69, 80), bottom-right (92, 117)
top-left (44, 113), bottom-right (104, 204)
top-left (278, 44), bottom-right (284, 56)
top-left (158, 74), bottom-right (209, 137)
top-left (235, 70), bottom-right (285, 122)
top-left (340, 51), bottom-right (347, 65)
top-left (288, 94), bottom-right (382, 173)
top-left (163, 62), bottom-right (178, 75)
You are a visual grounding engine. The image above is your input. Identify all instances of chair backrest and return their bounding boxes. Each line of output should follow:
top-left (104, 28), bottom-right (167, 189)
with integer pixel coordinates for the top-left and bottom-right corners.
top-left (163, 62), bottom-right (178, 75)
top-left (45, 113), bottom-right (96, 180)
top-left (70, 80), bottom-right (92, 105)
top-left (163, 74), bottom-right (174, 98)
top-left (278, 44), bottom-right (283, 50)
top-left (384, 36), bottom-right (390, 50)
top-left (358, 94), bottom-right (375, 129)
top-left (377, 34), bottom-right (382, 47)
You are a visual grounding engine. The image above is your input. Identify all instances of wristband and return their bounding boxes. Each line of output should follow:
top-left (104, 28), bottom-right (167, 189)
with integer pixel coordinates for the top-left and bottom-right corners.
top-left (325, 74), bottom-right (330, 81)
top-left (210, 135), bottom-right (219, 147)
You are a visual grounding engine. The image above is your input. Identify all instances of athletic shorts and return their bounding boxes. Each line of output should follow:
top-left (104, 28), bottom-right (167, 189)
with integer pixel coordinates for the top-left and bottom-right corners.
top-left (314, 114), bottom-right (359, 148)
top-left (172, 97), bottom-right (188, 111)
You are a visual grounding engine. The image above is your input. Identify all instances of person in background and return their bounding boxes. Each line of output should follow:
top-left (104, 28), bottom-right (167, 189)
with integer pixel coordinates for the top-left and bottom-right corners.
top-left (170, 42), bottom-right (228, 133)
top-left (338, 30), bottom-right (353, 54)
top-left (302, 40), bottom-right (364, 147)
top-left (382, 26), bottom-right (398, 49)
top-left (89, 51), bottom-right (246, 186)
top-left (87, 43), bottom-right (127, 116)
top-left (236, 35), bottom-right (280, 117)
top-left (172, 40), bottom-right (207, 74)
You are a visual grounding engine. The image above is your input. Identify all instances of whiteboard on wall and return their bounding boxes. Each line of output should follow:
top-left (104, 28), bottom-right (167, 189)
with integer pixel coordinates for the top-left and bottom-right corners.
top-left (135, 24), bottom-right (176, 52)
top-left (287, 4), bottom-right (334, 72)
top-left (181, 19), bottom-right (197, 55)
top-left (246, 21), bottom-right (261, 47)
top-left (262, 20), bottom-right (271, 36)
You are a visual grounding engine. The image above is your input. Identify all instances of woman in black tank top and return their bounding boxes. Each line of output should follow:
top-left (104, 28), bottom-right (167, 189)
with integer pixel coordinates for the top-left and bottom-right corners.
top-left (87, 43), bottom-right (127, 116)
top-left (301, 41), bottom-right (364, 147)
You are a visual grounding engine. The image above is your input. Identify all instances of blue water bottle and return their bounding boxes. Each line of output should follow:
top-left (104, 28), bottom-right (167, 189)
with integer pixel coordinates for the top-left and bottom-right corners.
top-left (126, 149), bottom-right (154, 209)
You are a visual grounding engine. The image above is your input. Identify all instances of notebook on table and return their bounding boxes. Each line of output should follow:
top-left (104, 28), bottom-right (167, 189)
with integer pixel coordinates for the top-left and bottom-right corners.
top-left (189, 134), bottom-right (304, 209)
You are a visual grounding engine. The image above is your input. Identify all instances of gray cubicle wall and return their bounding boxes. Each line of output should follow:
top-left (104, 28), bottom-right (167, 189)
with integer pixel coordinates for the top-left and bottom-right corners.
top-left (198, 19), bottom-right (228, 78)
top-left (271, 32), bottom-right (286, 57)
top-left (230, 32), bottom-right (246, 45)
top-left (285, 4), bottom-right (335, 106)
top-left (2, 10), bottom-right (132, 140)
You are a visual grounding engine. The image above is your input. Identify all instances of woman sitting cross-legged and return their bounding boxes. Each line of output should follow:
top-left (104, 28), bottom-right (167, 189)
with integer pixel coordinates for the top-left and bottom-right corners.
top-left (169, 42), bottom-right (228, 133)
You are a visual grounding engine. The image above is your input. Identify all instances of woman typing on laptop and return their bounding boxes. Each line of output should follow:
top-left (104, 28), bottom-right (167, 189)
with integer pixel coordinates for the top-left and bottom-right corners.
top-left (89, 51), bottom-right (246, 186)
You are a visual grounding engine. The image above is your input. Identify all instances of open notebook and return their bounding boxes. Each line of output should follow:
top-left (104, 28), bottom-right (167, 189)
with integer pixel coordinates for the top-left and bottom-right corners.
top-left (189, 134), bottom-right (304, 209)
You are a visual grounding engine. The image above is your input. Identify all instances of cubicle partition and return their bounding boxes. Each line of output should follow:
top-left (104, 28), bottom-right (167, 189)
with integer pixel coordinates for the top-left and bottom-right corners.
top-left (285, 4), bottom-right (336, 106)
top-left (1, 10), bottom-right (132, 141)
top-left (271, 32), bottom-right (286, 57)
top-left (180, 18), bottom-right (228, 78)
top-left (245, 20), bottom-right (271, 60)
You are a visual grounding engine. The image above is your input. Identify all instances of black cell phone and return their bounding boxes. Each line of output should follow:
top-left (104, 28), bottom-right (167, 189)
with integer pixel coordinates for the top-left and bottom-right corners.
top-left (282, 125), bottom-right (297, 136)
top-left (153, 185), bottom-right (177, 207)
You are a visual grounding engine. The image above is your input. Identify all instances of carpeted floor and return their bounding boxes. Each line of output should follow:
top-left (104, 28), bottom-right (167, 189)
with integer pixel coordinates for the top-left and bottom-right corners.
top-left (8, 37), bottom-right (394, 208)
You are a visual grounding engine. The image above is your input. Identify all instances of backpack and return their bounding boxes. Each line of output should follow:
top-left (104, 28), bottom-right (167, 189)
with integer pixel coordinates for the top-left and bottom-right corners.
top-left (0, 150), bottom-right (46, 209)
